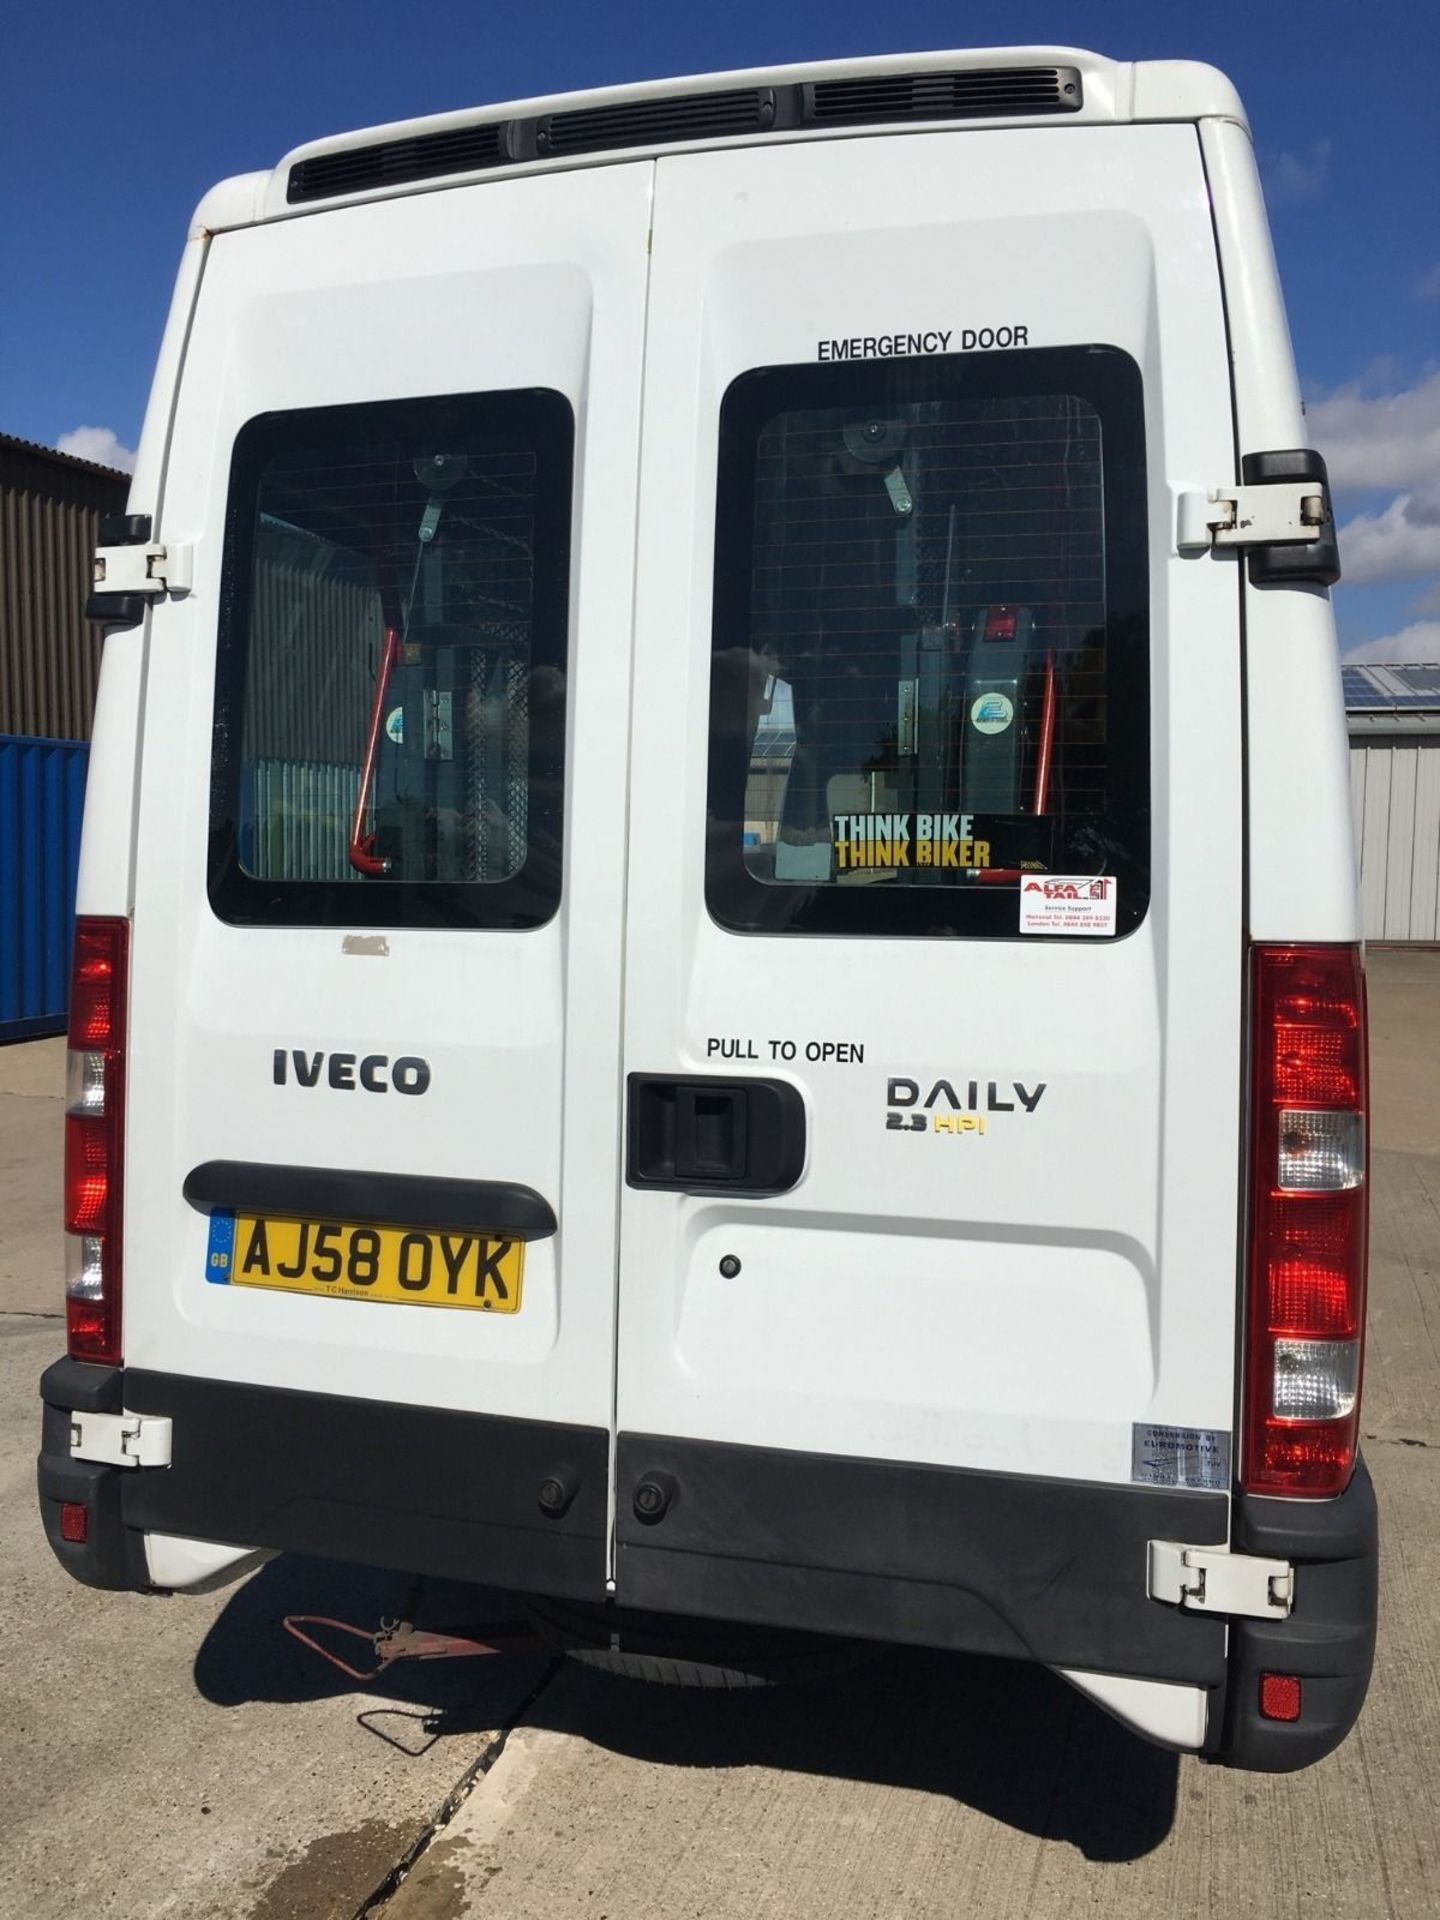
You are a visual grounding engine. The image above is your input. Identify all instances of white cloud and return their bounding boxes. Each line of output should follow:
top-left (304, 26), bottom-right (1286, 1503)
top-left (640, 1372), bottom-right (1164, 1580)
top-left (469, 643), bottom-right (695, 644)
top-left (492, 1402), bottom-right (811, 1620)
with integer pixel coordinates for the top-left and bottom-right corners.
top-left (1308, 368), bottom-right (1440, 491)
top-left (54, 426), bottom-right (136, 474)
top-left (1337, 490), bottom-right (1440, 584)
top-left (1309, 367), bottom-right (1440, 600)
top-left (1264, 140), bottom-right (1331, 207)
top-left (1343, 622), bottom-right (1440, 666)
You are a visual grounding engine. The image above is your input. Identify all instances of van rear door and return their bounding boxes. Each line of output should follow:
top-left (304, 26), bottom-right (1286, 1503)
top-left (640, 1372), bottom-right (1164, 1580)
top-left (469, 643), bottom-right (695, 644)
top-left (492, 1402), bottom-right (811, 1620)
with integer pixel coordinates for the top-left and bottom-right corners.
top-left (121, 164), bottom-right (652, 1594)
top-left (615, 125), bottom-right (1244, 1670)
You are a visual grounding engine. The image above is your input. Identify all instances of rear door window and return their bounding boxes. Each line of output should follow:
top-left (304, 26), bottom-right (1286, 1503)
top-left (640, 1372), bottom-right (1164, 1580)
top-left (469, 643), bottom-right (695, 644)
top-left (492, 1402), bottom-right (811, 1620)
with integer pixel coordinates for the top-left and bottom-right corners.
top-left (706, 347), bottom-right (1148, 937)
top-left (209, 389), bottom-right (573, 929)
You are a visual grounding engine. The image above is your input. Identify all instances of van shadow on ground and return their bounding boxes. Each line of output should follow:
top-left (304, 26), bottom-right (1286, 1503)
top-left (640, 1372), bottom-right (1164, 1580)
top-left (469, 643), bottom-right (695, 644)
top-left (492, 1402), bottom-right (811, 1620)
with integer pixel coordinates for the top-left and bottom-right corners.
top-left (194, 1552), bottom-right (1179, 1865)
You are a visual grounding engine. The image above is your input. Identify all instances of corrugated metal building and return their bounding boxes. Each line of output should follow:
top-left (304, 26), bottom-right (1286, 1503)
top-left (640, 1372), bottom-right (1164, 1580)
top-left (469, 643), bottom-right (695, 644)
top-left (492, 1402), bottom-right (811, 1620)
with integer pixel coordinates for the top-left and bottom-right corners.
top-left (0, 433), bottom-right (129, 740)
top-left (1, 434), bottom-right (129, 1037)
top-left (1346, 663), bottom-right (1440, 945)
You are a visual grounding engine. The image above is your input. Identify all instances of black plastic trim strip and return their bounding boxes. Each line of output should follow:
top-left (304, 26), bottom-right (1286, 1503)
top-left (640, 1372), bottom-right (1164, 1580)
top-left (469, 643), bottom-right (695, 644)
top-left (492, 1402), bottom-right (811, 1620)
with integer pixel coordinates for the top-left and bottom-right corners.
top-left (37, 1367), bottom-right (610, 1597)
top-left (288, 122), bottom-right (506, 202)
top-left (537, 88), bottom-right (774, 156)
top-left (1216, 1458), bottom-right (1378, 1770)
top-left (183, 1160), bottom-right (558, 1239)
top-left (40, 1357), bottom-right (125, 1415)
top-left (616, 1432), bottom-right (1230, 1684)
top-left (124, 1371), bottom-right (608, 1595)
top-left (807, 65), bottom-right (1082, 125)
top-left (284, 66), bottom-right (1086, 204)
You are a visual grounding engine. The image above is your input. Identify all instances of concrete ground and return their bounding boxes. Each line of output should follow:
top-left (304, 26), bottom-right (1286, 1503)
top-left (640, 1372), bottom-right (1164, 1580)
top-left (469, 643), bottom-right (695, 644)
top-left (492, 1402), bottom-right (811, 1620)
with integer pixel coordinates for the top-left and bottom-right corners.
top-left (1, 950), bottom-right (1436, 1919)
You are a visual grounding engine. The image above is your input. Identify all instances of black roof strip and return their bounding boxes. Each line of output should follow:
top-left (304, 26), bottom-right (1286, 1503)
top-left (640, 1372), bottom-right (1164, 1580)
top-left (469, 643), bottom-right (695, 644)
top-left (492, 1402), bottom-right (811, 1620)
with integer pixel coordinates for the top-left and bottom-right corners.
top-left (286, 66), bottom-right (1084, 205)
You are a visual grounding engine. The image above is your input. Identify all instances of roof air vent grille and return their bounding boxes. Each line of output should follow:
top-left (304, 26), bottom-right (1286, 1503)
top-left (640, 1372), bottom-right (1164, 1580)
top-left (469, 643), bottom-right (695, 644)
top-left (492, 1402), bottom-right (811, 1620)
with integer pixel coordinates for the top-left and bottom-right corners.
top-left (288, 122), bottom-right (506, 204)
top-left (808, 66), bottom-right (1082, 126)
top-left (537, 88), bottom-right (774, 156)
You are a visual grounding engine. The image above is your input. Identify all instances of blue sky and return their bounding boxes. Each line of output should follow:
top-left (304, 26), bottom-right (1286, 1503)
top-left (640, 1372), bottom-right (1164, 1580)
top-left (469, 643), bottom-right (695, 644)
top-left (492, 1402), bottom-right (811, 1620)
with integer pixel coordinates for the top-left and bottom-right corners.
top-left (3, 0), bottom-right (1437, 658)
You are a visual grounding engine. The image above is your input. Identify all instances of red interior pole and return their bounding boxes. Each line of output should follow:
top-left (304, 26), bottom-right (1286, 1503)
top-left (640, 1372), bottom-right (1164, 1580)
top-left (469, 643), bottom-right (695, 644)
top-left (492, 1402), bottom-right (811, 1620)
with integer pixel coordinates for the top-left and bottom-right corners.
top-left (1033, 649), bottom-right (1057, 815)
top-left (348, 624), bottom-right (400, 875)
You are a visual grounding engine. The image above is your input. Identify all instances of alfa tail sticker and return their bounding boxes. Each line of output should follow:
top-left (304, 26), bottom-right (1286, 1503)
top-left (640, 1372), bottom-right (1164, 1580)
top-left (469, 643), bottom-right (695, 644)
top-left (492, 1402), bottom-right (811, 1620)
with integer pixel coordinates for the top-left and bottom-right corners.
top-left (1019, 874), bottom-right (1117, 936)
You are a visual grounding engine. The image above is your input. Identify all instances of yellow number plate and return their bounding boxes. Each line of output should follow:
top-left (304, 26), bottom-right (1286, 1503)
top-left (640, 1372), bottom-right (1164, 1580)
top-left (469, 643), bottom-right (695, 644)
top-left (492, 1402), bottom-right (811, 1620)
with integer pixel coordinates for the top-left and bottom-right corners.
top-left (206, 1213), bottom-right (523, 1313)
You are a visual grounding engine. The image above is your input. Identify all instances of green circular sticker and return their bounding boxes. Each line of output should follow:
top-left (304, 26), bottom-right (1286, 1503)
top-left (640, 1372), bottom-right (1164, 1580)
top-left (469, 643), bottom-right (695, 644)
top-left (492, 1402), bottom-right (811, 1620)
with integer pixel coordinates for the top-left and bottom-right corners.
top-left (970, 692), bottom-right (1014, 736)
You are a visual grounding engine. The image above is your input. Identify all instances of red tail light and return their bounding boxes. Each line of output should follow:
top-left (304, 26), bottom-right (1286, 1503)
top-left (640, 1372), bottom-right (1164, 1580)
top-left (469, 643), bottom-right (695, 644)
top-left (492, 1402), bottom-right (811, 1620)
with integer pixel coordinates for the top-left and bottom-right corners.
top-left (1244, 945), bottom-right (1368, 1495)
top-left (63, 918), bottom-right (129, 1365)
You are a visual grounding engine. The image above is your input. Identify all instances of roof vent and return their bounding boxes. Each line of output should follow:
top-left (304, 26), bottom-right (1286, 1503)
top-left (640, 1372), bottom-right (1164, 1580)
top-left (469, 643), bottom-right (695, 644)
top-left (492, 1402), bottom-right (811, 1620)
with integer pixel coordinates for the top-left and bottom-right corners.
top-left (808, 65), bottom-right (1082, 125)
top-left (288, 121), bottom-right (506, 204)
top-left (537, 88), bottom-right (775, 156)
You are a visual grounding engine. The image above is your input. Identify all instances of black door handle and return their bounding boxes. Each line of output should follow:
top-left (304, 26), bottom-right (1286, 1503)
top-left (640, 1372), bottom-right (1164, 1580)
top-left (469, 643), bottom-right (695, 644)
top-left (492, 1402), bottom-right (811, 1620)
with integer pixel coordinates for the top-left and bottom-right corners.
top-left (626, 1075), bottom-right (805, 1195)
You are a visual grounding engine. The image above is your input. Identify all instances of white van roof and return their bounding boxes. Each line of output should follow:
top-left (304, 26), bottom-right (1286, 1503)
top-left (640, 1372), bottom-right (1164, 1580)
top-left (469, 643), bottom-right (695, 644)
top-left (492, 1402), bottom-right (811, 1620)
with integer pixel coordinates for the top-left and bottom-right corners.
top-left (191, 47), bottom-right (1248, 234)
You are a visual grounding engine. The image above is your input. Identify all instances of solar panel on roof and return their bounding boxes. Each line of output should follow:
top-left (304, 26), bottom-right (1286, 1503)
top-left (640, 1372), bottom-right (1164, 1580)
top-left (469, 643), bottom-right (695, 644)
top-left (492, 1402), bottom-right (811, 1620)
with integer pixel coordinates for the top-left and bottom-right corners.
top-left (1342, 663), bottom-right (1440, 711)
top-left (1343, 669), bottom-right (1390, 707)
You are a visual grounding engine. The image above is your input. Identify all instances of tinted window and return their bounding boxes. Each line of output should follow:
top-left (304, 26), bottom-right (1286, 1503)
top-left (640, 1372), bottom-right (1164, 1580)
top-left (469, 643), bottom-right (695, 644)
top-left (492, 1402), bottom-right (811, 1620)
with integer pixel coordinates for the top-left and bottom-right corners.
top-left (706, 348), bottom-right (1148, 938)
top-left (210, 390), bottom-right (573, 929)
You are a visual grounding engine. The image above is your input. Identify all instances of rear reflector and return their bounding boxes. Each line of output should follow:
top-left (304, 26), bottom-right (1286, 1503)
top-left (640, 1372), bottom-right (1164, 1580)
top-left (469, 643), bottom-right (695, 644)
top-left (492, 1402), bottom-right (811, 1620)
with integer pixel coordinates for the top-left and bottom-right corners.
top-left (59, 1502), bottom-right (89, 1544)
top-left (1259, 1672), bottom-right (1303, 1722)
top-left (63, 918), bottom-right (128, 1365)
top-left (1243, 946), bottom-right (1368, 1496)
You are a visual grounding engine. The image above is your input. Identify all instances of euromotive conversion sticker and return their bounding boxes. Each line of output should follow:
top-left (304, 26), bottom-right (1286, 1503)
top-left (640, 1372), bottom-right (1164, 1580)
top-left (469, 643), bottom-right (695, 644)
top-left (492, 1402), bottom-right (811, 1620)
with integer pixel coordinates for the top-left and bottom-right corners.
top-left (1131, 1423), bottom-right (1231, 1492)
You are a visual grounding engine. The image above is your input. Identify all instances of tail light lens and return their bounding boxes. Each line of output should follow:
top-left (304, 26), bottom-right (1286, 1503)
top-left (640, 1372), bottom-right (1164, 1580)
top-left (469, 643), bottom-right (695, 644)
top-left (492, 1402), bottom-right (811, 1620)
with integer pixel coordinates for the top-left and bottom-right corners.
top-left (1244, 945), bottom-right (1368, 1495)
top-left (63, 918), bottom-right (129, 1364)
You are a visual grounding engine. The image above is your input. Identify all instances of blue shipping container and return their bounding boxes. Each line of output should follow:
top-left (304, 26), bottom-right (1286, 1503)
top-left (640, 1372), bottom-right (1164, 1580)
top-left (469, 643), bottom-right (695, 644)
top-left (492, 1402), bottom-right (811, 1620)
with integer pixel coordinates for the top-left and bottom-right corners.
top-left (0, 736), bottom-right (89, 1042)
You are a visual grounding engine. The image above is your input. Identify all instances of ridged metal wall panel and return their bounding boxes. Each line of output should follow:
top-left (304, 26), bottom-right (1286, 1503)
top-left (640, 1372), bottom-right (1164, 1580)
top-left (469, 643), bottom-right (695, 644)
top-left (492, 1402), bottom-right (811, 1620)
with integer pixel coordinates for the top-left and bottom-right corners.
top-left (244, 527), bottom-right (382, 763)
top-left (1351, 738), bottom-right (1440, 942)
top-left (0, 735), bottom-right (89, 1039)
top-left (245, 759), bottom-right (361, 881)
top-left (0, 437), bottom-right (128, 741)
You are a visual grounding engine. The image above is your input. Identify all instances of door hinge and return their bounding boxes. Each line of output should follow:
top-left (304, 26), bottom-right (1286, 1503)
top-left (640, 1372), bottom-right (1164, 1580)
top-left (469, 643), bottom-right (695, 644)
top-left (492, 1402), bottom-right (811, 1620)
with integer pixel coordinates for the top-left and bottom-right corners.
top-left (1176, 483), bottom-right (1328, 554)
top-left (92, 540), bottom-right (193, 598)
top-left (70, 1410), bottom-right (173, 1469)
top-left (1147, 1540), bottom-right (1294, 1620)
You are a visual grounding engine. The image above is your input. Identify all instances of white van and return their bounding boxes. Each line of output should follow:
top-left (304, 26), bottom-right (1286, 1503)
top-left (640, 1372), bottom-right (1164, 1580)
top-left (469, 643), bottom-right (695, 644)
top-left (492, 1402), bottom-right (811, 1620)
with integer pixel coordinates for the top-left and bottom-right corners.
top-left (40, 47), bottom-right (1375, 1770)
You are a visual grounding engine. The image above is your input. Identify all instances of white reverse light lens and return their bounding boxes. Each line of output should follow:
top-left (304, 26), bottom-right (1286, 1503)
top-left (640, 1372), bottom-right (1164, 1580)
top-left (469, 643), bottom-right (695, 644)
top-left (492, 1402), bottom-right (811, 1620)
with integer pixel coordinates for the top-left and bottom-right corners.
top-left (65, 1049), bottom-right (106, 1116)
top-left (1277, 1109), bottom-right (1364, 1191)
top-left (65, 1234), bottom-right (105, 1302)
top-left (1273, 1337), bottom-right (1360, 1420)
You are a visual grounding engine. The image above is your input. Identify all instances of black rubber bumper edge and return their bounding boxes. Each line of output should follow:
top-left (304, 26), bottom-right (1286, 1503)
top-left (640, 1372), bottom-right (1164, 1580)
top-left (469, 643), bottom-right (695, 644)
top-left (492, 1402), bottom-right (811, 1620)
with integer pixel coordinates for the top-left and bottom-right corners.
top-left (37, 1361), bottom-right (151, 1589)
top-left (38, 1360), bottom-right (609, 1599)
top-left (1210, 1456), bottom-right (1378, 1771)
top-left (616, 1431), bottom-right (1230, 1685)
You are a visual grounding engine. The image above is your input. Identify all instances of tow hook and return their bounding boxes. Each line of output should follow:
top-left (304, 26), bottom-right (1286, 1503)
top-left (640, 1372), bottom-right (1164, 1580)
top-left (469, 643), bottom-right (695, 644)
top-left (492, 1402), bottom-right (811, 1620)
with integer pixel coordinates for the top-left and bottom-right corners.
top-left (283, 1613), bottom-right (543, 1682)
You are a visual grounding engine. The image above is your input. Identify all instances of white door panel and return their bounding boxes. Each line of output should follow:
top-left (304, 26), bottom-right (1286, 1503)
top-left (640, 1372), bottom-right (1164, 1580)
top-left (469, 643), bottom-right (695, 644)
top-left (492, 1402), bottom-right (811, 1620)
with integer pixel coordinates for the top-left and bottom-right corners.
top-left (126, 165), bottom-right (652, 1426)
top-left (618, 127), bottom-right (1242, 1484)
